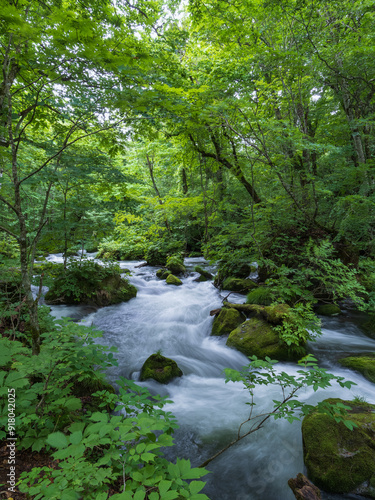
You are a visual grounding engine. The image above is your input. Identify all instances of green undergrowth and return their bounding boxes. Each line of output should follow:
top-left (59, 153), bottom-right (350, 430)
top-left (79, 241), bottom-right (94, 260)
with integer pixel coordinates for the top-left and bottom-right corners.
top-left (0, 318), bottom-right (210, 499)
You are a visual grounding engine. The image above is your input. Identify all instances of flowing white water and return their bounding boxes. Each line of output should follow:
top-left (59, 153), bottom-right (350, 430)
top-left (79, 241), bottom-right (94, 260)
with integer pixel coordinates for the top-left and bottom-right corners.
top-left (43, 255), bottom-right (375, 500)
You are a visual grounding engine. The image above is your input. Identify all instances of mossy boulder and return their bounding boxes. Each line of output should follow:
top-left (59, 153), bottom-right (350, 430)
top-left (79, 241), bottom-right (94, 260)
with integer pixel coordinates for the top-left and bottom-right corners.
top-left (45, 269), bottom-right (137, 306)
top-left (194, 274), bottom-right (208, 282)
top-left (262, 304), bottom-right (291, 325)
top-left (156, 269), bottom-right (171, 279)
top-left (140, 353), bottom-right (183, 384)
top-left (224, 302), bottom-right (291, 325)
top-left (222, 277), bottom-right (258, 293)
top-left (211, 308), bottom-right (246, 336)
top-left (302, 399), bottom-right (375, 496)
top-left (226, 317), bottom-right (302, 361)
top-left (194, 266), bottom-right (213, 280)
top-left (315, 304), bottom-right (341, 316)
top-left (339, 354), bottom-right (375, 383)
top-left (166, 274), bottom-right (182, 286)
top-left (166, 255), bottom-right (186, 275)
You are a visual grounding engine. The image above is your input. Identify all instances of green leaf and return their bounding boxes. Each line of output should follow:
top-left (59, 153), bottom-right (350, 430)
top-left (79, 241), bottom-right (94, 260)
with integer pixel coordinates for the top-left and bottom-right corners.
top-left (47, 432), bottom-right (68, 449)
top-left (189, 481), bottom-right (206, 495)
top-left (69, 431), bottom-right (83, 445)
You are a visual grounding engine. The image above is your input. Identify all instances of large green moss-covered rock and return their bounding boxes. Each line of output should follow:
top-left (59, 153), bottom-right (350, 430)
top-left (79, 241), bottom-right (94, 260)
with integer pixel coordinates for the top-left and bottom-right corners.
top-left (339, 354), bottom-right (375, 383)
top-left (45, 272), bottom-right (137, 306)
top-left (226, 318), bottom-right (301, 361)
top-left (166, 274), bottom-right (182, 286)
top-left (302, 399), bottom-right (375, 496)
top-left (222, 277), bottom-right (258, 293)
top-left (315, 304), bottom-right (341, 316)
top-left (211, 308), bottom-right (245, 336)
top-left (140, 353), bottom-right (183, 384)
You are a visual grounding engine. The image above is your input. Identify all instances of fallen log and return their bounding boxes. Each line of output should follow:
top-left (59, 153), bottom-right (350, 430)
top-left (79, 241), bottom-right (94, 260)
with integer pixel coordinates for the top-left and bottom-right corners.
top-left (288, 473), bottom-right (321, 500)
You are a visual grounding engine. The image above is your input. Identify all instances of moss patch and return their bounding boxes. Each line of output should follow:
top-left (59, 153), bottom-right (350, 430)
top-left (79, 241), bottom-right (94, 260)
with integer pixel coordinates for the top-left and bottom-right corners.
top-left (315, 304), bottom-right (341, 316)
top-left (166, 274), bottom-right (182, 286)
top-left (166, 255), bottom-right (186, 275)
top-left (156, 269), bottom-right (171, 279)
top-left (339, 354), bottom-right (375, 383)
top-left (45, 271), bottom-right (137, 306)
top-left (226, 317), bottom-right (301, 361)
top-left (302, 399), bottom-right (375, 495)
top-left (222, 277), bottom-right (258, 293)
top-left (211, 308), bottom-right (245, 336)
top-left (140, 353), bottom-right (183, 384)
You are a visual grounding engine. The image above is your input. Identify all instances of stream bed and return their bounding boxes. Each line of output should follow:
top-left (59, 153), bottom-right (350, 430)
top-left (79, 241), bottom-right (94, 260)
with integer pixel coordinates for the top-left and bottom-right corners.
top-left (42, 255), bottom-right (375, 500)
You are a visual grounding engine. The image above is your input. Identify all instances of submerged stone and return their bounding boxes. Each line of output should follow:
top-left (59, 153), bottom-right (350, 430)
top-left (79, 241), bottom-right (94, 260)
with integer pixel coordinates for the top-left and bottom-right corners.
top-left (226, 317), bottom-right (301, 361)
top-left (166, 274), bottom-right (182, 286)
top-left (194, 266), bottom-right (213, 280)
top-left (140, 353), bottom-right (183, 384)
top-left (211, 307), bottom-right (246, 336)
top-left (302, 399), bottom-right (375, 496)
top-left (222, 277), bottom-right (258, 293)
top-left (339, 354), bottom-right (375, 383)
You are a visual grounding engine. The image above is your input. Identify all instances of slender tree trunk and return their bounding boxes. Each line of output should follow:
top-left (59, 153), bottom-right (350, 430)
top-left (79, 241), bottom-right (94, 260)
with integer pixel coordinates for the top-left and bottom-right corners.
top-left (181, 168), bottom-right (188, 194)
top-left (146, 154), bottom-right (171, 233)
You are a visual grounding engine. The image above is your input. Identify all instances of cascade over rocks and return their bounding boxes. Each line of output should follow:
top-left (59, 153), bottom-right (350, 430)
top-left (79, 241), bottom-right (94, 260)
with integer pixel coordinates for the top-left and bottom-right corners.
top-left (302, 399), bottom-right (375, 496)
top-left (140, 353), bottom-right (183, 384)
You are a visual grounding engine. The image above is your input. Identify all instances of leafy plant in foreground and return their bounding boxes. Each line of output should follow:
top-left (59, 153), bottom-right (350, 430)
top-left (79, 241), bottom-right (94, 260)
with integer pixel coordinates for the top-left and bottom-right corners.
top-left (18, 379), bottom-right (209, 500)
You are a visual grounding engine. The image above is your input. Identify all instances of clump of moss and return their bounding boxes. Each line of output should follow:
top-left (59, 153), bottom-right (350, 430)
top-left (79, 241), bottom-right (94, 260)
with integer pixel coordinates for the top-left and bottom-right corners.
top-left (194, 266), bottom-right (213, 280)
top-left (211, 308), bottom-right (245, 336)
top-left (166, 254), bottom-right (186, 275)
top-left (302, 399), bottom-right (375, 495)
top-left (140, 353), bottom-right (183, 384)
top-left (222, 277), bottom-right (258, 293)
top-left (156, 269), bottom-right (171, 279)
top-left (339, 354), bottom-right (375, 383)
top-left (226, 317), bottom-right (302, 361)
top-left (166, 274), bottom-right (182, 286)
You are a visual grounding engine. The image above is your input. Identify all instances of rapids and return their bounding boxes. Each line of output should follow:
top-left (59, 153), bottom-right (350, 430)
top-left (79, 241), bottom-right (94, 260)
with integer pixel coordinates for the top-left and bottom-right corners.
top-left (42, 254), bottom-right (375, 500)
